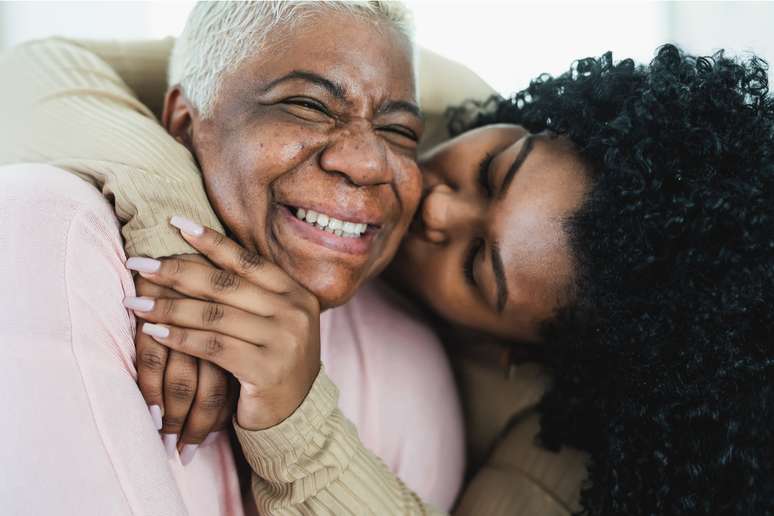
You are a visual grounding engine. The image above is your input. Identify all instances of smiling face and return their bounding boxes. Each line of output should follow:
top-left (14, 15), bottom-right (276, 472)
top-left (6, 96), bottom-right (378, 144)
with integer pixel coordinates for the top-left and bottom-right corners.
top-left (387, 124), bottom-right (591, 341)
top-left (164, 11), bottom-right (422, 309)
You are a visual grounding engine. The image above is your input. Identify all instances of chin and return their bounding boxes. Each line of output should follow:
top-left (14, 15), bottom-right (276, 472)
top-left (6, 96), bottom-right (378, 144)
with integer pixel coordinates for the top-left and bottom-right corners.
top-left (297, 269), bottom-right (365, 310)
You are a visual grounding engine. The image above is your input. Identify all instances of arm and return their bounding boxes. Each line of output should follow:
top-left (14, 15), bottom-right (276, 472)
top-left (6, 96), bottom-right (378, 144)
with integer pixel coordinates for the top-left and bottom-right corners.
top-left (126, 222), bottom-right (447, 516)
top-left (235, 370), bottom-right (447, 516)
top-left (0, 37), bottom-right (223, 258)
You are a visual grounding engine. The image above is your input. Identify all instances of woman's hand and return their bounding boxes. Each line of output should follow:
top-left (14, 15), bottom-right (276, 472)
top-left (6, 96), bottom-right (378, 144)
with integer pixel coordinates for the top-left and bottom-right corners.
top-left (125, 216), bottom-right (321, 431)
top-left (125, 253), bottom-right (237, 464)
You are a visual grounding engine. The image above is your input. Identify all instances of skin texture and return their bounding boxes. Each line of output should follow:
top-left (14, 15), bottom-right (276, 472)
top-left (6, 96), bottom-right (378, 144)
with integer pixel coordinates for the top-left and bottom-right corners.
top-left (387, 124), bottom-right (591, 342)
top-left (164, 11), bottom-right (423, 310)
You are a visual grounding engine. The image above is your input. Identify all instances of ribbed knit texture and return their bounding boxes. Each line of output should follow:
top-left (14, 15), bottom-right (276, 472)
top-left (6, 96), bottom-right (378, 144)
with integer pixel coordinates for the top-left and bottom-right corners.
top-left (0, 37), bottom-right (224, 258)
top-left (235, 368), bottom-right (444, 515)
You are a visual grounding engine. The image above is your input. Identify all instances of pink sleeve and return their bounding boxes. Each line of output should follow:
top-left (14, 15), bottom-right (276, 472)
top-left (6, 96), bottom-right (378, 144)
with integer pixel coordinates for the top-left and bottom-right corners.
top-left (0, 164), bottom-right (243, 516)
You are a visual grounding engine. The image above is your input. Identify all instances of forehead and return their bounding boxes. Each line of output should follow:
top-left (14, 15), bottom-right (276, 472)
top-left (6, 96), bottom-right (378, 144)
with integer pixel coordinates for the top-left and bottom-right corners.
top-left (234, 11), bottom-right (417, 103)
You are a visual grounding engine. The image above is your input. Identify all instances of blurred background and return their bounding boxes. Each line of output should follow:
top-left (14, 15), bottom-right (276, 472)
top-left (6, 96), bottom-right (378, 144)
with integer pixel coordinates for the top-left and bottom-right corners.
top-left (1, 1), bottom-right (772, 95)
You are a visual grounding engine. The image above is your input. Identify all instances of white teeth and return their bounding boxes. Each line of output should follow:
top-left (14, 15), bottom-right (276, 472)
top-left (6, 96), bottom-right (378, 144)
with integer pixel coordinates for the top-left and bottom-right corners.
top-left (293, 206), bottom-right (369, 237)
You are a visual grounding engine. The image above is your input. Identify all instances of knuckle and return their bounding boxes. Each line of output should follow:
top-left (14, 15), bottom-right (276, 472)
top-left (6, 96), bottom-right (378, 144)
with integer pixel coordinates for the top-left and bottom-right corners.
top-left (202, 303), bottom-right (225, 326)
top-left (166, 379), bottom-right (196, 401)
top-left (197, 390), bottom-right (228, 411)
top-left (212, 232), bottom-right (226, 249)
top-left (138, 349), bottom-right (166, 371)
top-left (210, 269), bottom-right (240, 292)
top-left (162, 298), bottom-right (178, 318)
top-left (204, 334), bottom-right (224, 356)
top-left (238, 249), bottom-right (264, 273)
top-left (172, 328), bottom-right (189, 348)
top-left (162, 415), bottom-right (186, 429)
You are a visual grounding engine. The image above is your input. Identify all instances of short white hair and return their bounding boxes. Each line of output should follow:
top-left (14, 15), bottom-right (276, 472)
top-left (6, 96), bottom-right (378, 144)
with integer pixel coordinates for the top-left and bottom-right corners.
top-left (169, 1), bottom-right (416, 118)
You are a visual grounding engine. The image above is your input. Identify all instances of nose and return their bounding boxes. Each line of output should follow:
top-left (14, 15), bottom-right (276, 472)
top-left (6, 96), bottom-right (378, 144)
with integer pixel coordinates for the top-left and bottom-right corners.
top-left (319, 123), bottom-right (391, 186)
top-left (421, 184), bottom-right (483, 242)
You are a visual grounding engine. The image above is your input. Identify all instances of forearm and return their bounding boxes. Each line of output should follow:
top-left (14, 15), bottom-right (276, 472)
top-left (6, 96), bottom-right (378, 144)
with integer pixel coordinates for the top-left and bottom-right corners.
top-left (235, 369), bottom-right (446, 516)
top-left (0, 37), bottom-right (223, 258)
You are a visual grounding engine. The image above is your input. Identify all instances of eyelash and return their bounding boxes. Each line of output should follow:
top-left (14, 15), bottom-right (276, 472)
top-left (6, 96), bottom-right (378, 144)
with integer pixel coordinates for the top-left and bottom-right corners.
top-left (379, 125), bottom-right (418, 142)
top-left (286, 97), bottom-right (330, 115)
top-left (463, 237), bottom-right (484, 287)
top-left (477, 152), bottom-right (495, 197)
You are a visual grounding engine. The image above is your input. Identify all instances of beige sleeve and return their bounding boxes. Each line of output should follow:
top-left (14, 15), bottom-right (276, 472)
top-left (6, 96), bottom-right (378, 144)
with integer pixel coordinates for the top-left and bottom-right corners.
top-left (234, 368), bottom-right (447, 516)
top-left (0, 37), bottom-right (223, 258)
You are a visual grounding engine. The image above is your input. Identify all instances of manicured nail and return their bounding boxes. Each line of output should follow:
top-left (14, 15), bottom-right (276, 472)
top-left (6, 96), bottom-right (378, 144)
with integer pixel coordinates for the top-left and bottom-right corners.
top-left (180, 444), bottom-right (199, 466)
top-left (162, 433), bottom-right (178, 460)
top-left (126, 257), bottom-right (161, 273)
top-left (149, 404), bottom-right (163, 430)
top-left (123, 296), bottom-right (155, 312)
top-left (142, 323), bottom-right (169, 339)
top-left (170, 215), bottom-right (204, 237)
top-left (201, 431), bottom-right (222, 447)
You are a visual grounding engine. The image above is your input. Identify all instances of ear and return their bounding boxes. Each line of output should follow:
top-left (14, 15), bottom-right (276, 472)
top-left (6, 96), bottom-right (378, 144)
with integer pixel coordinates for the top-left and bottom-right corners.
top-left (162, 86), bottom-right (195, 149)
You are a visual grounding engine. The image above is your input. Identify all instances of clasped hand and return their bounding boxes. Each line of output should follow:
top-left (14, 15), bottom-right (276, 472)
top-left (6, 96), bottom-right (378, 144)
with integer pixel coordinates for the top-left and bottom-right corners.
top-left (124, 216), bottom-right (321, 463)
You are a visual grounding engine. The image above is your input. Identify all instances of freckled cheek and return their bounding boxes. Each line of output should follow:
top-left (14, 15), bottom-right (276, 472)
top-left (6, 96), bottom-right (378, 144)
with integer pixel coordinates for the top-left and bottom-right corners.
top-left (395, 161), bottom-right (423, 220)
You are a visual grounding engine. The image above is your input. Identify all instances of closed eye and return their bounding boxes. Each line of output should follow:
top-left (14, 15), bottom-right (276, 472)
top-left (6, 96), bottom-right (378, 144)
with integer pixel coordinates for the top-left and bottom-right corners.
top-left (477, 152), bottom-right (495, 197)
top-left (284, 97), bottom-right (332, 117)
top-left (463, 237), bottom-right (484, 287)
top-left (378, 124), bottom-right (419, 142)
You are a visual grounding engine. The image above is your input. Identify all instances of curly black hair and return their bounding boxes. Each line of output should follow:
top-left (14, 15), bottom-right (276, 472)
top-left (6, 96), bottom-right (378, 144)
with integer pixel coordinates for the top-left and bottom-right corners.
top-left (449, 45), bottom-right (774, 515)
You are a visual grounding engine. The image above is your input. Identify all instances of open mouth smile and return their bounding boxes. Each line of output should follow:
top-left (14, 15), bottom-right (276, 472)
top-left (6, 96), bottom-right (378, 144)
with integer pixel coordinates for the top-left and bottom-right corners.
top-left (278, 203), bottom-right (381, 255)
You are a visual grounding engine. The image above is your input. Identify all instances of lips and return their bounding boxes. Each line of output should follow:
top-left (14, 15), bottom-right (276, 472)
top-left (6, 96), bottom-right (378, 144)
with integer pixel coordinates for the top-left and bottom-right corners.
top-left (275, 204), bottom-right (378, 255)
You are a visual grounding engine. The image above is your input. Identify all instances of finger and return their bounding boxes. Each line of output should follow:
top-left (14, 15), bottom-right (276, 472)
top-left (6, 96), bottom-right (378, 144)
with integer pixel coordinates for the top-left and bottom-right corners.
top-left (161, 350), bottom-right (198, 456)
top-left (135, 276), bottom-right (183, 299)
top-left (129, 296), bottom-right (275, 344)
top-left (212, 375), bottom-right (239, 432)
top-left (141, 322), bottom-right (266, 386)
top-left (127, 258), bottom-right (284, 317)
top-left (134, 322), bottom-right (169, 430)
top-left (178, 361), bottom-right (229, 465)
top-left (169, 216), bottom-right (296, 293)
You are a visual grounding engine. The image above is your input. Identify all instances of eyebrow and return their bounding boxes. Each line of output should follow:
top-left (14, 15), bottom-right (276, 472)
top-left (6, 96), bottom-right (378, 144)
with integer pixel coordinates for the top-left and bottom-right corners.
top-left (490, 242), bottom-right (509, 313)
top-left (259, 70), bottom-right (347, 101)
top-left (376, 99), bottom-right (422, 120)
top-left (497, 135), bottom-right (535, 199)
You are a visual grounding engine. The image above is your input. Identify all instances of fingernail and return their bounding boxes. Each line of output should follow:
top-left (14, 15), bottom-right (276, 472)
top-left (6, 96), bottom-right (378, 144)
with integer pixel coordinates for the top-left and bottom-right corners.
top-left (170, 215), bottom-right (204, 237)
top-left (142, 323), bottom-right (169, 339)
top-left (123, 296), bottom-right (155, 312)
top-left (126, 257), bottom-right (161, 273)
top-left (180, 444), bottom-right (199, 466)
top-left (162, 433), bottom-right (178, 460)
top-left (201, 431), bottom-right (222, 447)
top-left (149, 404), bottom-right (163, 430)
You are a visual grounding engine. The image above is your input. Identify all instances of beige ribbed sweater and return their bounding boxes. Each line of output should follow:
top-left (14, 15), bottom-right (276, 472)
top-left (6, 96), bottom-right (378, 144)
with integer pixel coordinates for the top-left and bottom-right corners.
top-left (0, 37), bottom-right (494, 515)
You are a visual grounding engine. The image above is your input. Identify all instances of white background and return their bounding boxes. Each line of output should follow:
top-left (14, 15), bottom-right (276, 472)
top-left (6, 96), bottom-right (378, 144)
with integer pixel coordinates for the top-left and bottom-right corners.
top-left (1, 1), bottom-right (773, 95)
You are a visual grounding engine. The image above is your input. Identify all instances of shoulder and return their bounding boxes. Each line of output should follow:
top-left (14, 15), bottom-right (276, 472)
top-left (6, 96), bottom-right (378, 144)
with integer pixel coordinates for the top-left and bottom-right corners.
top-left (346, 281), bottom-right (453, 382)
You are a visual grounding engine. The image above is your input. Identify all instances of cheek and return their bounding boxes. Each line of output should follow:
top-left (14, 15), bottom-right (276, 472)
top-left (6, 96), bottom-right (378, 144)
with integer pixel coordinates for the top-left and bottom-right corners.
top-left (393, 159), bottom-right (423, 221)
